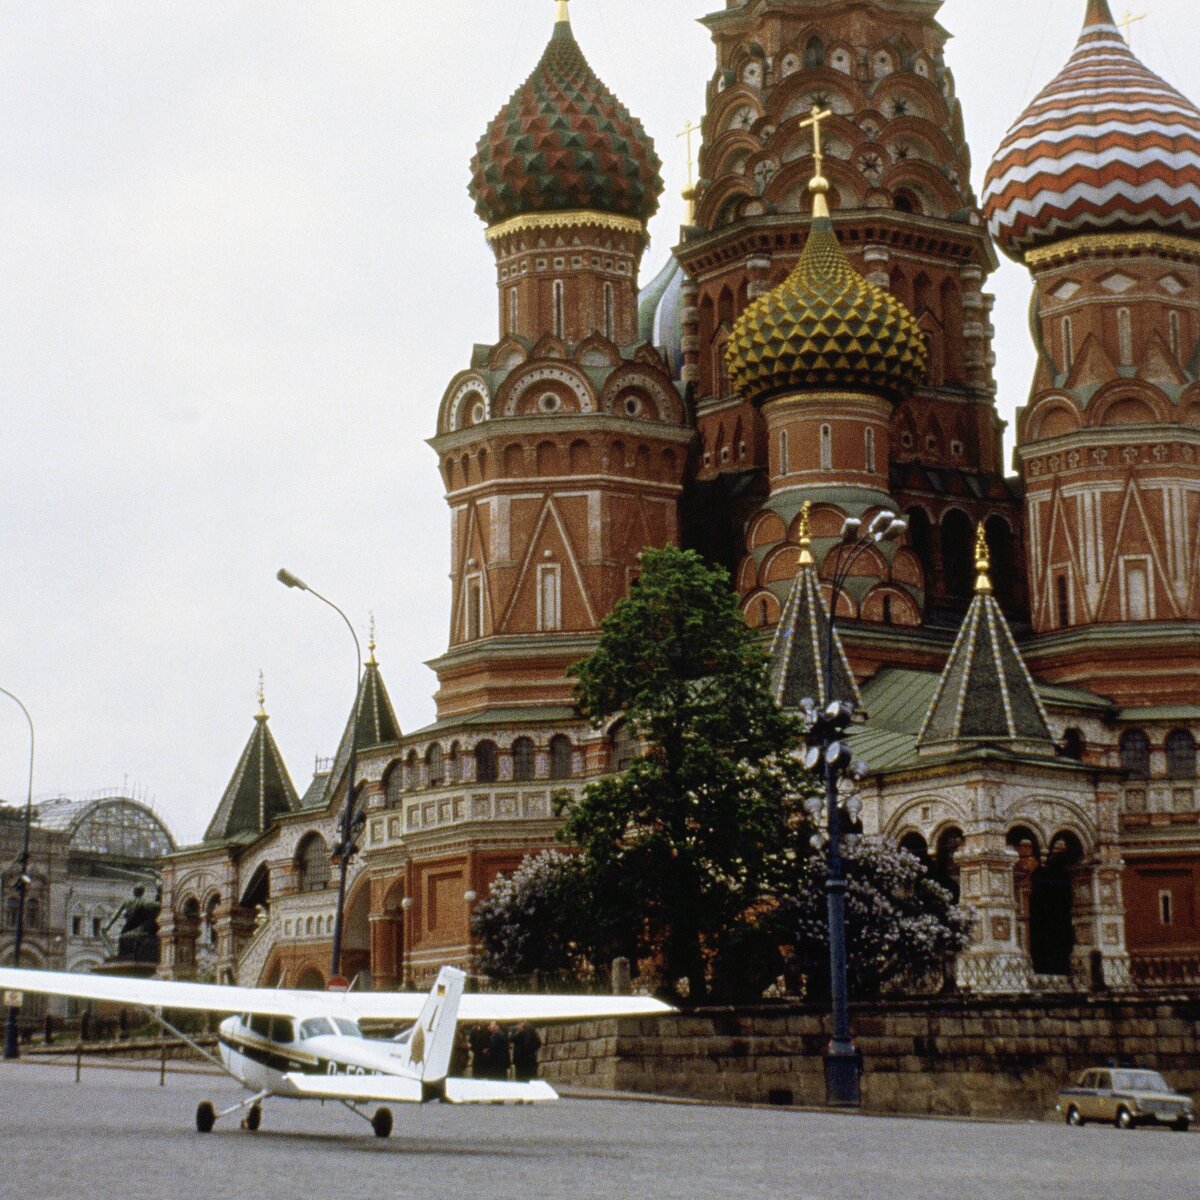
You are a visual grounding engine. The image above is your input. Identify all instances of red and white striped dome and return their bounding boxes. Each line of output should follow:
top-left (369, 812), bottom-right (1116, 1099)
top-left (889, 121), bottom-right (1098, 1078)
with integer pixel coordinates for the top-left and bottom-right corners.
top-left (982, 0), bottom-right (1200, 259)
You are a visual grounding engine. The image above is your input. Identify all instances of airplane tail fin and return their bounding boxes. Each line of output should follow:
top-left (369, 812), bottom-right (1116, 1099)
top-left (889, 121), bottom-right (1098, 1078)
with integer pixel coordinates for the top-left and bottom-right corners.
top-left (391, 966), bottom-right (464, 1082)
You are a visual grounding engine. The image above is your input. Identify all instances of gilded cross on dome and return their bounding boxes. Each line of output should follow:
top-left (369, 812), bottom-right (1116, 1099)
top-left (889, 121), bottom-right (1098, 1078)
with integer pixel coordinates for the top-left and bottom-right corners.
top-left (974, 524), bottom-right (992, 595)
top-left (1118, 9), bottom-right (1146, 45)
top-left (256, 670), bottom-right (267, 720)
top-left (678, 118), bottom-right (702, 221)
top-left (797, 500), bottom-right (814, 567)
top-left (799, 104), bottom-right (834, 214)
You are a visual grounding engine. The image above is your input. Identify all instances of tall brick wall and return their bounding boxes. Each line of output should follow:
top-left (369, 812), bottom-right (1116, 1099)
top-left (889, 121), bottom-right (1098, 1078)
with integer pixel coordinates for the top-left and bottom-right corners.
top-left (540, 995), bottom-right (1200, 1118)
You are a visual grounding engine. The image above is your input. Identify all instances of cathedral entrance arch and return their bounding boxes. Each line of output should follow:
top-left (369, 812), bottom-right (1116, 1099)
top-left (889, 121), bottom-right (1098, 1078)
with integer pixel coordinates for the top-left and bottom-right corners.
top-left (1027, 831), bottom-right (1084, 977)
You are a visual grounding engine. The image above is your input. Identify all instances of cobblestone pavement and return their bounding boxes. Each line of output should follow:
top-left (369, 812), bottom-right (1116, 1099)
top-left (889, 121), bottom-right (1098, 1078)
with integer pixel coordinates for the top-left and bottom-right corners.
top-left (0, 1060), bottom-right (1195, 1200)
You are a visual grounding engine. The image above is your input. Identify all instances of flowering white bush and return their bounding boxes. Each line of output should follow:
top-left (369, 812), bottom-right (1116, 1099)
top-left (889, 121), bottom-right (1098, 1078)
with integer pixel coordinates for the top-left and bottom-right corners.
top-left (781, 836), bottom-right (973, 997)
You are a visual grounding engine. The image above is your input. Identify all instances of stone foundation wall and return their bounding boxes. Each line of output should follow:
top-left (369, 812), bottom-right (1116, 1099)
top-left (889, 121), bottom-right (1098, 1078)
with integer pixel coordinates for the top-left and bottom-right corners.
top-left (540, 995), bottom-right (1200, 1118)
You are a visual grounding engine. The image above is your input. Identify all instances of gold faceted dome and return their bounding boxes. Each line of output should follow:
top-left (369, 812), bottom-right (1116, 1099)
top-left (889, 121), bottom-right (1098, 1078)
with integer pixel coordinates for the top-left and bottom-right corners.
top-left (726, 214), bottom-right (927, 404)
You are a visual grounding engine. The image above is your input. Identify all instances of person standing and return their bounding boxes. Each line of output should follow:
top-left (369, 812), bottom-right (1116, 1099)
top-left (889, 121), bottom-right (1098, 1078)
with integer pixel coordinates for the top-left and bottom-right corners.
top-left (486, 1020), bottom-right (510, 1080)
top-left (468, 1023), bottom-right (489, 1078)
top-left (511, 1021), bottom-right (542, 1082)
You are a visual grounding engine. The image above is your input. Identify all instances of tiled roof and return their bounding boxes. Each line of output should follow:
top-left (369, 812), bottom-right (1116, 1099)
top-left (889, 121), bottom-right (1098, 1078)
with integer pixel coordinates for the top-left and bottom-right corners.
top-left (983, 0), bottom-right (1200, 258)
top-left (726, 212), bottom-right (927, 403)
top-left (768, 557), bottom-right (862, 712)
top-left (203, 711), bottom-right (300, 843)
top-left (469, 13), bottom-right (662, 227)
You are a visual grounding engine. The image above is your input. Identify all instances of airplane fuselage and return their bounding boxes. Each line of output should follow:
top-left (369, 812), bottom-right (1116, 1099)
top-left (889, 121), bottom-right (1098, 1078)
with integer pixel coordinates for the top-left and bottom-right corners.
top-left (217, 1013), bottom-right (417, 1097)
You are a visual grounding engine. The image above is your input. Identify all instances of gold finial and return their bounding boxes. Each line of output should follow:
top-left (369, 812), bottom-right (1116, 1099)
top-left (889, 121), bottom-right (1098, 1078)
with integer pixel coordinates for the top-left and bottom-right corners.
top-left (368, 612), bottom-right (378, 665)
top-left (1118, 9), bottom-right (1146, 44)
top-left (797, 501), bottom-right (814, 567)
top-left (678, 119), bottom-right (702, 224)
top-left (556, 0), bottom-right (570, 24)
top-left (256, 670), bottom-right (268, 720)
top-left (799, 104), bottom-right (834, 218)
top-left (974, 524), bottom-right (992, 595)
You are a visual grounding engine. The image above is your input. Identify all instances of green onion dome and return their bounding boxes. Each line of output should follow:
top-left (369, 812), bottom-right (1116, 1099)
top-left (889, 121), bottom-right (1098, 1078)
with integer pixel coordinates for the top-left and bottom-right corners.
top-left (725, 210), bottom-right (927, 404)
top-left (469, 12), bottom-right (663, 229)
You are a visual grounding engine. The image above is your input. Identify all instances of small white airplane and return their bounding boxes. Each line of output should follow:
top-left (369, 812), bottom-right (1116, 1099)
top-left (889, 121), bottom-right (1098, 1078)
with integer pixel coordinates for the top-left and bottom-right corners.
top-left (0, 965), bottom-right (671, 1139)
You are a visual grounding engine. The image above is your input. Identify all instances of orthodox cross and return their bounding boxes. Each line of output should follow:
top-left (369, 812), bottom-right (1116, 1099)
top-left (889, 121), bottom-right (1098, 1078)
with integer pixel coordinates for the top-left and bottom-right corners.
top-left (1118, 9), bottom-right (1146, 45)
top-left (678, 118), bottom-right (702, 220)
top-left (257, 670), bottom-right (267, 718)
top-left (799, 103), bottom-right (834, 184)
top-left (974, 523), bottom-right (992, 595)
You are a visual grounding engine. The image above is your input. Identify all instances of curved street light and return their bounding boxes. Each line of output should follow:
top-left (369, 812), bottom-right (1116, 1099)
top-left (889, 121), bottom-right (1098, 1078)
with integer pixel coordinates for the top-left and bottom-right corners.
top-left (277, 569), bottom-right (362, 985)
top-left (808, 510), bottom-right (907, 1106)
top-left (1, 686), bottom-right (35, 1059)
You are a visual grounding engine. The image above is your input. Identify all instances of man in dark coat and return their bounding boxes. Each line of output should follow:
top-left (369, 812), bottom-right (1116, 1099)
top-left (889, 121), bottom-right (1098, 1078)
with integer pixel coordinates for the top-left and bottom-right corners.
top-left (511, 1021), bottom-right (542, 1082)
top-left (468, 1024), bottom-right (489, 1078)
top-left (485, 1021), bottom-right (510, 1080)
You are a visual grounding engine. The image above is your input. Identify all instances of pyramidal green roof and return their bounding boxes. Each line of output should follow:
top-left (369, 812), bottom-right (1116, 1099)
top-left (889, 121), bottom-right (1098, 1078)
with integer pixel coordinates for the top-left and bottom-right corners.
top-left (918, 568), bottom-right (1053, 752)
top-left (768, 537), bottom-right (862, 712)
top-left (203, 705), bottom-right (300, 843)
top-left (307, 649), bottom-right (402, 811)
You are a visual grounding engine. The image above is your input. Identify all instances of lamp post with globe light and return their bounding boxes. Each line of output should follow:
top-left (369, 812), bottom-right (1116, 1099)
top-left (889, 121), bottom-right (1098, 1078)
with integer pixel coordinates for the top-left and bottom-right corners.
top-left (800, 510), bottom-right (907, 1106)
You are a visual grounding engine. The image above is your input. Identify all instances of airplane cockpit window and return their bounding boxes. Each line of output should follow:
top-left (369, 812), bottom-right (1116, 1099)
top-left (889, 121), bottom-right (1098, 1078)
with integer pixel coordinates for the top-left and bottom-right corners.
top-left (248, 1014), bottom-right (272, 1038)
top-left (269, 1017), bottom-right (295, 1044)
top-left (299, 1018), bottom-right (335, 1040)
top-left (332, 1018), bottom-right (363, 1038)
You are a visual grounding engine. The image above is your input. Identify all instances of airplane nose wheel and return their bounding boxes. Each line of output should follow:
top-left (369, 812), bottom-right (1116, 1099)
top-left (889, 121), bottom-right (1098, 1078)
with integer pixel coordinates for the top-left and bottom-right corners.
top-left (372, 1107), bottom-right (393, 1139)
top-left (196, 1102), bottom-right (215, 1134)
top-left (241, 1103), bottom-right (262, 1132)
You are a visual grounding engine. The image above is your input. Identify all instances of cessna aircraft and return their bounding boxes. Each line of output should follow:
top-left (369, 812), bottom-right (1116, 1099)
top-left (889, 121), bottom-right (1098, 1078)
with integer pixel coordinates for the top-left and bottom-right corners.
top-left (0, 964), bottom-right (670, 1138)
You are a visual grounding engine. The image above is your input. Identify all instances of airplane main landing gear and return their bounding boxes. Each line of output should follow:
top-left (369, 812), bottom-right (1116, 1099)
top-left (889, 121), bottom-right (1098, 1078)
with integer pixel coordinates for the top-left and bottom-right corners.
top-left (195, 1090), bottom-right (270, 1134)
top-left (241, 1103), bottom-right (262, 1132)
top-left (196, 1102), bottom-right (216, 1134)
top-left (372, 1107), bottom-right (393, 1140)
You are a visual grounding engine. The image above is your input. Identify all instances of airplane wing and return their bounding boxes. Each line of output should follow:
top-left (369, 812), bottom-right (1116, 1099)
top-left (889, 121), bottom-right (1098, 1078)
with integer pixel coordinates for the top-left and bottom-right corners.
top-left (281, 1073), bottom-right (426, 1104)
top-left (443, 1077), bottom-right (559, 1104)
top-left (0, 966), bottom-right (672, 1024)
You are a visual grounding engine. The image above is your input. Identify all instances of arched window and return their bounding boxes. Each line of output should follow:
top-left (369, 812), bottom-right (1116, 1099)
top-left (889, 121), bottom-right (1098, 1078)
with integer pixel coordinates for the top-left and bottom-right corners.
top-left (604, 282), bottom-right (615, 341)
top-left (819, 424), bottom-right (832, 470)
top-left (3, 896), bottom-right (18, 929)
top-left (1119, 729), bottom-right (1151, 780)
top-left (512, 737), bottom-right (535, 782)
top-left (447, 742), bottom-right (461, 784)
top-left (1061, 728), bottom-right (1085, 761)
top-left (204, 895), bottom-right (220, 947)
top-left (935, 828), bottom-right (964, 902)
top-left (1062, 316), bottom-right (1074, 371)
top-left (25, 897), bottom-right (40, 931)
top-left (779, 430), bottom-right (789, 475)
top-left (553, 280), bottom-right (565, 339)
top-left (426, 743), bottom-right (444, 787)
top-left (404, 749), bottom-right (419, 790)
top-left (385, 763), bottom-right (405, 807)
top-left (475, 740), bottom-right (499, 784)
top-left (1166, 729), bottom-right (1196, 780)
top-left (940, 510), bottom-right (974, 600)
top-left (549, 735), bottom-right (573, 780)
top-left (1117, 308), bottom-right (1133, 366)
top-left (611, 721), bottom-right (639, 770)
top-left (865, 427), bottom-right (876, 474)
top-left (297, 834), bottom-right (331, 892)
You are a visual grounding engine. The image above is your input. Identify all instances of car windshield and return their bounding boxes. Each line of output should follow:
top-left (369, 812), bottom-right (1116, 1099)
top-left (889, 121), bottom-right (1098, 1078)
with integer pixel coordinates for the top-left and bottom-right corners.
top-left (1113, 1070), bottom-right (1170, 1092)
top-left (332, 1018), bottom-right (363, 1038)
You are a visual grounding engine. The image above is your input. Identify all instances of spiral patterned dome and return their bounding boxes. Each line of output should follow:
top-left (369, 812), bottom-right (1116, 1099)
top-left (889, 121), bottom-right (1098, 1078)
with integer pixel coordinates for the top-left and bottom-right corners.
top-left (725, 208), bottom-right (927, 404)
top-left (983, 0), bottom-right (1200, 259)
top-left (469, 12), bottom-right (663, 229)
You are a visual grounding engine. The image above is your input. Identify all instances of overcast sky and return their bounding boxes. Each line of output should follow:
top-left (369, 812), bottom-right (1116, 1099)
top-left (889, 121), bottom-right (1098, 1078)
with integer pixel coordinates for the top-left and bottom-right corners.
top-left (2, 0), bottom-right (1198, 844)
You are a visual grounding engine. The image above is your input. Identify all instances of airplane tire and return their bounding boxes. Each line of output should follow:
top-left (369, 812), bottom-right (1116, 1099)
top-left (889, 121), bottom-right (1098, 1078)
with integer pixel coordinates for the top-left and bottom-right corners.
top-left (242, 1104), bottom-right (262, 1132)
top-left (196, 1102), bottom-right (215, 1134)
top-left (372, 1107), bottom-right (393, 1139)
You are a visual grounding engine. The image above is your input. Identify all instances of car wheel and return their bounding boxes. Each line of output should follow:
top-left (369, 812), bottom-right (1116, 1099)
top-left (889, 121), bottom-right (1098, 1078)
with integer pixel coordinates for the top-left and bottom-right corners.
top-left (1172, 1118), bottom-right (1190, 1133)
top-left (1115, 1107), bottom-right (1134, 1129)
top-left (1065, 1106), bottom-right (1084, 1127)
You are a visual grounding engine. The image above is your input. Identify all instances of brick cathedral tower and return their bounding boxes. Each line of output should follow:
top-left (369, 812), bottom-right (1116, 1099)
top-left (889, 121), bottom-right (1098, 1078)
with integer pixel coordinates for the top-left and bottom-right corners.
top-left (983, 0), bottom-right (1200, 705)
top-left (675, 0), bottom-right (1019, 639)
top-left (431, 0), bottom-right (691, 718)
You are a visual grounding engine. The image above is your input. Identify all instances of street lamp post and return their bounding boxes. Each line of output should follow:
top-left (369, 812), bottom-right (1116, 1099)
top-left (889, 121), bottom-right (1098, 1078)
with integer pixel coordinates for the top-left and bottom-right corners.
top-left (277, 569), bottom-right (362, 985)
top-left (1, 686), bottom-right (35, 1060)
top-left (802, 510), bottom-right (906, 1107)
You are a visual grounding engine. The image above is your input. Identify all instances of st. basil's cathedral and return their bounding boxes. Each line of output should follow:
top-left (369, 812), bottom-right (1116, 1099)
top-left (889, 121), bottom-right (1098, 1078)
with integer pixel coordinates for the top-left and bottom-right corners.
top-left (161, 0), bottom-right (1200, 997)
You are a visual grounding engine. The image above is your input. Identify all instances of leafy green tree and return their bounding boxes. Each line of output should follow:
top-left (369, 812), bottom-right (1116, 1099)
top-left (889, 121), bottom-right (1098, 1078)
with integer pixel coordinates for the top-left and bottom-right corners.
top-left (565, 546), bottom-right (810, 1003)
